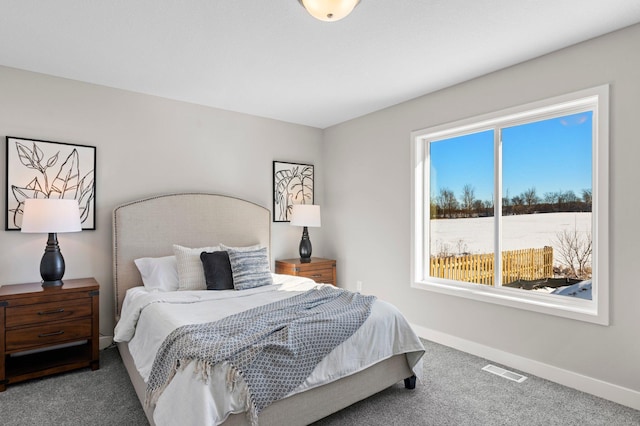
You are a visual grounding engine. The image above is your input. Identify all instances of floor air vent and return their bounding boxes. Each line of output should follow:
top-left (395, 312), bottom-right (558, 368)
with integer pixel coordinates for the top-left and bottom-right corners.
top-left (482, 364), bottom-right (527, 383)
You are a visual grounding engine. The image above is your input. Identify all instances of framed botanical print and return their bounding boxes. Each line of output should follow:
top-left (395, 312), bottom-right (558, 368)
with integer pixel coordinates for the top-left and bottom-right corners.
top-left (5, 136), bottom-right (96, 230)
top-left (273, 160), bottom-right (314, 222)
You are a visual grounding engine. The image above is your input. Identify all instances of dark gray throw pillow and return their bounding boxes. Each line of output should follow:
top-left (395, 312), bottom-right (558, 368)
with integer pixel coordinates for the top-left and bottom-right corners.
top-left (200, 251), bottom-right (234, 290)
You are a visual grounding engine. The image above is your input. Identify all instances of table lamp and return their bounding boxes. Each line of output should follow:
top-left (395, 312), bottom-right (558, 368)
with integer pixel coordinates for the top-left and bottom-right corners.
top-left (290, 204), bottom-right (321, 263)
top-left (21, 198), bottom-right (82, 287)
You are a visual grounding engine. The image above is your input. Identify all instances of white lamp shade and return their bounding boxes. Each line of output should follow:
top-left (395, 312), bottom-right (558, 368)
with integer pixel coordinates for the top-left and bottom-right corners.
top-left (20, 198), bottom-right (82, 233)
top-left (290, 204), bottom-right (321, 227)
top-left (299, 0), bottom-right (360, 22)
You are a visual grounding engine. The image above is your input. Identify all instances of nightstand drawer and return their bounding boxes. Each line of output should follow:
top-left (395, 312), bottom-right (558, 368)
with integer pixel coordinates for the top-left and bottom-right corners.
top-left (6, 299), bottom-right (92, 328)
top-left (276, 258), bottom-right (337, 286)
top-left (297, 268), bottom-right (335, 284)
top-left (6, 318), bottom-right (92, 352)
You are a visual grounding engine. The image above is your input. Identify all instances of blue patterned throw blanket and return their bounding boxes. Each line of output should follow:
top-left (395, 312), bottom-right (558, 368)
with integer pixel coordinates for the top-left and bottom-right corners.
top-left (146, 286), bottom-right (376, 424)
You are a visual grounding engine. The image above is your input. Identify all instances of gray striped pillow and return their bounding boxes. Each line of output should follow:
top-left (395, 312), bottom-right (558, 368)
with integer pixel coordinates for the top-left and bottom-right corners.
top-left (226, 246), bottom-right (273, 290)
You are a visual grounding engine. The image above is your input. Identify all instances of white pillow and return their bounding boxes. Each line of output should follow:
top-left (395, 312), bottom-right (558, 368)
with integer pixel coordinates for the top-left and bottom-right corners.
top-left (220, 243), bottom-right (261, 252)
top-left (173, 244), bottom-right (220, 290)
top-left (134, 255), bottom-right (179, 292)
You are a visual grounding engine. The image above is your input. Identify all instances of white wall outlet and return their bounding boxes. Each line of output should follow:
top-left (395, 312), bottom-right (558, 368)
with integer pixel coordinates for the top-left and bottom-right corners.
top-left (356, 281), bottom-right (363, 292)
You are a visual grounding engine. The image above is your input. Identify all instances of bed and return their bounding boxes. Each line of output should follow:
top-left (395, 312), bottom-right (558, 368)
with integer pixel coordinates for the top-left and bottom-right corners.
top-left (112, 193), bottom-right (425, 426)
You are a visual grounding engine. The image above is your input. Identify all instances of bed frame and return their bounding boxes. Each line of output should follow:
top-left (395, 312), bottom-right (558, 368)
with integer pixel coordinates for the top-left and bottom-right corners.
top-left (113, 193), bottom-right (414, 426)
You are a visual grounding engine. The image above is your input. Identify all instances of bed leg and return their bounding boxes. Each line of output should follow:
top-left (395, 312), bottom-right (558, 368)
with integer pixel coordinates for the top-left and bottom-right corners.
top-left (404, 375), bottom-right (416, 389)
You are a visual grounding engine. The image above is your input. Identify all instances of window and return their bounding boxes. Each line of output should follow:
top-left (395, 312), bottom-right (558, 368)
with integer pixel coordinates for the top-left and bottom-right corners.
top-left (411, 86), bottom-right (609, 325)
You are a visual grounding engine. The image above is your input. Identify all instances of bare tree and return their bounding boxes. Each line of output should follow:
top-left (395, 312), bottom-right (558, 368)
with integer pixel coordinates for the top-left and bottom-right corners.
top-left (554, 227), bottom-right (592, 279)
top-left (435, 240), bottom-right (453, 258)
top-left (582, 189), bottom-right (592, 211)
top-left (454, 239), bottom-right (469, 256)
top-left (484, 199), bottom-right (494, 217)
top-left (472, 199), bottom-right (484, 216)
top-left (523, 187), bottom-right (539, 212)
top-left (461, 184), bottom-right (475, 217)
top-left (434, 239), bottom-right (469, 258)
top-left (437, 188), bottom-right (458, 218)
top-left (544, 191), bottom-right (559, 208)
top-left (511, 195), bottom-right (524, 215)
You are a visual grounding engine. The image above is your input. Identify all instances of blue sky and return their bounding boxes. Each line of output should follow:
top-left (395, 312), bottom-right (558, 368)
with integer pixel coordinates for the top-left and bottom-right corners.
top-left (429, 111), bottom-right (593, 203)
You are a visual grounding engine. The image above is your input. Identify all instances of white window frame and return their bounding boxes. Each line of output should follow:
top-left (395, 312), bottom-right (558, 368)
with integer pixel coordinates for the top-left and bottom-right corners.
top-left (410, 85), bottom-right (609, 325)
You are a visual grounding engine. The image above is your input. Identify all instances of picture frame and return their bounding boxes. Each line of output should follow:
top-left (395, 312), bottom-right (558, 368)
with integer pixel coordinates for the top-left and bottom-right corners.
top-left (273, 161), bottom-right (314, 222)
top-left (5, 136), bottom-right (96, 230)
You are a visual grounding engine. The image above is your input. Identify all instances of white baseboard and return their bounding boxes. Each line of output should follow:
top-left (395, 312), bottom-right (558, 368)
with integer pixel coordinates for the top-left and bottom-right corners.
top-left (411, 323), bottom-right (640, 411)
top-left (99, 335), bottom-right (113, 350)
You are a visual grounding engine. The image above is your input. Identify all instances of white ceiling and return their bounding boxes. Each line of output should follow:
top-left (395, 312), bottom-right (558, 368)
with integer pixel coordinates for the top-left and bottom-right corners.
top-left (1, 1), bottom-right (640, 129)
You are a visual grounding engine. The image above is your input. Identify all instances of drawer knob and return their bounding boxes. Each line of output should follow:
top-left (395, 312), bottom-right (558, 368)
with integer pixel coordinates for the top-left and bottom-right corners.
top-left (311, 274), bottom-right (322, 278)
top-left (38, 331), bottom-right (65, 338)
top-left (38, 308), bottom-right (65, 315)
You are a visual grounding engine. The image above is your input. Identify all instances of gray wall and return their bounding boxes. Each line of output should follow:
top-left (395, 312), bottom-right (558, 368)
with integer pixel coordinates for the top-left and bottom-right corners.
top-left (323, 24), bottom-right (640, 398)
top-left (0, 66), bottom-right (324, 334)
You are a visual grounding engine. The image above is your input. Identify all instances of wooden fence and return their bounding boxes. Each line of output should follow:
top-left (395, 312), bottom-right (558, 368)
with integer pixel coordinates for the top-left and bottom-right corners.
top-left (429, 246), bottom-right (553, 286)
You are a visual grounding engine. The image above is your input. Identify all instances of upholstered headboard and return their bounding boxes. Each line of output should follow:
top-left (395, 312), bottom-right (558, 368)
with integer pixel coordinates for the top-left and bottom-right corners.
top-left (112, 193), bottom-right (271, 318)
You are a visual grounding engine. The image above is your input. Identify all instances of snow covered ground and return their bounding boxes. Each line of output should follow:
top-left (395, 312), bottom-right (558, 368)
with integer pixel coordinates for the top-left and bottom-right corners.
top-left (429, 212), bottom-right (593, 299)
top-left (430, 212), bottom-right (592, 256)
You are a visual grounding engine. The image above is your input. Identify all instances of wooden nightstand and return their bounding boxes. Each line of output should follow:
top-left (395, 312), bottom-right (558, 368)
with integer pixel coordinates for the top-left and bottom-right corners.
top-left (0, 277), bottom-right (100, 392)
top-left (275, 258), bottom-right (337, 286)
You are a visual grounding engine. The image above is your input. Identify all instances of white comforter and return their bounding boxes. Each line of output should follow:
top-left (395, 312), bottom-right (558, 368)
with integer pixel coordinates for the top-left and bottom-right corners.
top-left (114, 274), bottom-right (425, 426)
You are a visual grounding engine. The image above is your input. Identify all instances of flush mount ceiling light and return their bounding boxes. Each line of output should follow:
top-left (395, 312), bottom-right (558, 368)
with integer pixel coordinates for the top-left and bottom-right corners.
top-left (298, 0), bottom-right (361, 22)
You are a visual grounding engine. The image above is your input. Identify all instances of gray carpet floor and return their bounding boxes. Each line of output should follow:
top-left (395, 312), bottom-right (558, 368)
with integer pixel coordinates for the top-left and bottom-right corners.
top-left (1, 340), bottom-right (639, 425)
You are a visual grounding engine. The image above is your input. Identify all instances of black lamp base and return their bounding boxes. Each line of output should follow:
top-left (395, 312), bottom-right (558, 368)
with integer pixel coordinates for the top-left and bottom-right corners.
top-left (299, 226), bottom-right (312, 263)
top-left (42, 279), bottom-right (64, 287)
top-left (40, 232), bottom-right (66, 288)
